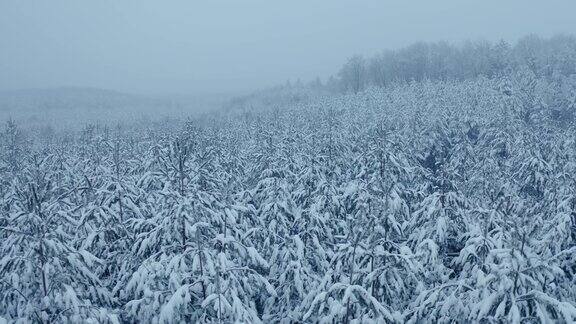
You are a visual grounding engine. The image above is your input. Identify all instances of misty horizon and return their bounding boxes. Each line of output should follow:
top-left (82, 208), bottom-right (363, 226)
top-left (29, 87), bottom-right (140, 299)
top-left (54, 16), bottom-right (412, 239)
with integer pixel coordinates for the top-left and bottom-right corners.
top-left (2, 0), bottom-right (576, 96)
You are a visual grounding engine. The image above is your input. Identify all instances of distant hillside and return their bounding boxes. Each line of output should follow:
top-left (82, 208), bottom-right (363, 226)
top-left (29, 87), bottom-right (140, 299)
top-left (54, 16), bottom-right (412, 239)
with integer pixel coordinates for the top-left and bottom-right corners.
top-left (227, 34), bottom-right (576, 113)
top-left (0, 87), bottom-right (164, 112)
top-left (0, 87), bottom-right (230, 129)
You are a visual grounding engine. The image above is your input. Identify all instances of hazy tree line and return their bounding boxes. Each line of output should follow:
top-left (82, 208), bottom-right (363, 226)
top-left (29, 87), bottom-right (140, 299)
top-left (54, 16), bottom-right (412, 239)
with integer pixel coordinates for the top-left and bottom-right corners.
top-left (1, 34), bottom-right (576, 323)
top-left (333, 34), bottom-right (576, 94)
top-left (234, 34), bottom-right (576, 118)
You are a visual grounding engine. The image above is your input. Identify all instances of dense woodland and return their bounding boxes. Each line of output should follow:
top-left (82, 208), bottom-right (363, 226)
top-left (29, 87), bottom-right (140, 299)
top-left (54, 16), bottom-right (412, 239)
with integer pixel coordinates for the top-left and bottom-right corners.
top-left (1, 35), bottom-right (576, 323)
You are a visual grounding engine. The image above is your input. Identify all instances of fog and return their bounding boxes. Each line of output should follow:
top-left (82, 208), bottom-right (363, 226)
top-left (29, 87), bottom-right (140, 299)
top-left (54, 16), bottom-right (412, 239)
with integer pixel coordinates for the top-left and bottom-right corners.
top-left (1, 0), bottom-right (575, 96)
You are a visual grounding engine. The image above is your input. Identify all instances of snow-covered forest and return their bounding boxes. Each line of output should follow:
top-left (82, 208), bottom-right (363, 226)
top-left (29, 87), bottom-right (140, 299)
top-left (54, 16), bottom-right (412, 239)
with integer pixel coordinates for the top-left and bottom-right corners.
top-left (2, 34), bottom-right (576, 323)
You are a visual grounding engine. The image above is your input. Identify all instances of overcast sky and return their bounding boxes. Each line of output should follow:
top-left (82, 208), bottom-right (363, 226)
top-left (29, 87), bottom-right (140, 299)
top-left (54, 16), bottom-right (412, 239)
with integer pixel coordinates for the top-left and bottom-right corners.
top-left (1, 0), bottom-right (575, 95)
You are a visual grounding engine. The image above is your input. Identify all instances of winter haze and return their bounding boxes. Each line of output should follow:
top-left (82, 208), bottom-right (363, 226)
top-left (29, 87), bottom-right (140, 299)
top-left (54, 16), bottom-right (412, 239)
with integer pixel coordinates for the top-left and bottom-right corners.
top-left (1, 1), bottom-right (576, 323)
top-left (1, 0), bottom-right (575, 94)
